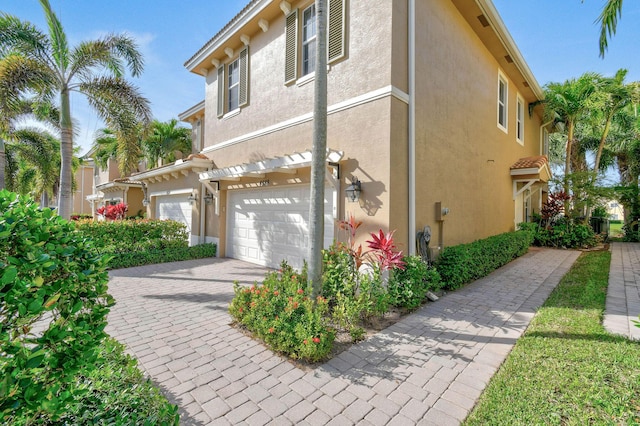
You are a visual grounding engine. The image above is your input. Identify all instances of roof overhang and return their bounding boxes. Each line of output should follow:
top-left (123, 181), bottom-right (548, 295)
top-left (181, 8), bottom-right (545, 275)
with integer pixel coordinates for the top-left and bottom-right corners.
top-left (178, 100), bottom-right (205, 122)
top-left (185, 0), bottom-right (279, 75)
top-left (133, 157), bottom-right (213, 184)
top-left (510, 156), bottom-right (551, 183)
top-left (86, 193), bottom-right (103, 202)
top-left (199, 149), bottom-right (343, 186)
top-left (452, 0), bottom-right (543, 101)
top-left (95, 181), bottom-right (143, 194)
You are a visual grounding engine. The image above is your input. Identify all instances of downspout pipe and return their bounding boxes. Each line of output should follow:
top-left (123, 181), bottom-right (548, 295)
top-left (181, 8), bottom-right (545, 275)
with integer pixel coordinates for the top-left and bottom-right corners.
top-left (408, 0), bottom-right (416, 255)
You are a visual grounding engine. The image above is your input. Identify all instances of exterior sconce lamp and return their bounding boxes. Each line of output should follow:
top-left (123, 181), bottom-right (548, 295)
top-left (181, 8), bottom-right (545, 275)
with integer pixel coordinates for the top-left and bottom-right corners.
top-left (345, 177), bottom-right (362, 203)
top-left (204, 193), bottom-right (214, 205)
top-left (142, 198), bottom-right (149, 207)
top-left (187, 193), bottom-right (197, 204)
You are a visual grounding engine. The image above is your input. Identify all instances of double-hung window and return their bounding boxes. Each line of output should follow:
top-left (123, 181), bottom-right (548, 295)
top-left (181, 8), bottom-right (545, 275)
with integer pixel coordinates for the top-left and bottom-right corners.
top-left (216, 46), bottom-right (249, 118)
top-left (516, 94), bottom-right (524, 144)
top-left (302, 5), bottom-right (317, 76)
top-left (284, 0), bottom-right (346, 84)
top-left (497, 72), bottom-right (508, 132)
top-left (228, 59), bottom-right (240, 112)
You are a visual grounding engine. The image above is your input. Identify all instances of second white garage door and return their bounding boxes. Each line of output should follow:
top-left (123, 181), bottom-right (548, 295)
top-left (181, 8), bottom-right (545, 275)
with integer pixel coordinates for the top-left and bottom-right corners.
top-left (227, 185), bottom-right (335, 270)
top-left (156, 194), bottom-right (193, 235)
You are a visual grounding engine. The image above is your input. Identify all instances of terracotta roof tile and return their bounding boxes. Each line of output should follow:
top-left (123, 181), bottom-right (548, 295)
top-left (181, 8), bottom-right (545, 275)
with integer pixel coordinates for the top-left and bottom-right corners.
top-left (510, 155), bottom-right (548, 170)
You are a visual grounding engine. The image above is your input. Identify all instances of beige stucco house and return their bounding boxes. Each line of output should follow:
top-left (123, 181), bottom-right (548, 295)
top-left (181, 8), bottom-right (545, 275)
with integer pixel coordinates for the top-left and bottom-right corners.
top-left (136, 0), bottom-right (551, 269)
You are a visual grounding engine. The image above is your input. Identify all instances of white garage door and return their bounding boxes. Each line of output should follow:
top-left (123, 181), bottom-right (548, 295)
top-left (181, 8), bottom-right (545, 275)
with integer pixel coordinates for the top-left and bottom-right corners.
top-left (156, 194), bottom-right (193, 234)
top-left (227, 185), bottom-right (335, 270)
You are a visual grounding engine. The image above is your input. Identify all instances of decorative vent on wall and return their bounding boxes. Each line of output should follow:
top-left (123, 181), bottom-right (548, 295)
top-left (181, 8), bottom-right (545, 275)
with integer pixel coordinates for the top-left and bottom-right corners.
top-left (477, 14), bottom-right (490, 27)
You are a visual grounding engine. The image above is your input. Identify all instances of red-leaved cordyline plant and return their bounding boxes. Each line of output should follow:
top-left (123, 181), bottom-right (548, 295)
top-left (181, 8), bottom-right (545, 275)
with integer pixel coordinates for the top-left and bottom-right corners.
top-left (540, 191), bottom-right (571, 226)
top-left (366, 230), bottom-right (405, 271)
top-left (338, 213), bottom-right (365, 269)
top-left (96, 202), bottom-right (128, 220)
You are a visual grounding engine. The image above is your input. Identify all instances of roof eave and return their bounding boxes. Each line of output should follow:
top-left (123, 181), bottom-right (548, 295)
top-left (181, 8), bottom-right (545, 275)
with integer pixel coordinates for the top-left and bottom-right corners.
top-left (476, 0), bottom-right (544, 100)
top-left (184, 0), bottom-right (272, 73)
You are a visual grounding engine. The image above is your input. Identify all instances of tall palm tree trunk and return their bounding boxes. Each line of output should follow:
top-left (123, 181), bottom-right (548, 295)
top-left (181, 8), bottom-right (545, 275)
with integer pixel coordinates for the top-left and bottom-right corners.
top-left (58, 88), bottom-right (74, 219)
top-left (564, 123), bottom-right (575, 213)
top-left (308, 0), bottom-right (328, 298)
top-left (0, 138), bottom-right (5, 190)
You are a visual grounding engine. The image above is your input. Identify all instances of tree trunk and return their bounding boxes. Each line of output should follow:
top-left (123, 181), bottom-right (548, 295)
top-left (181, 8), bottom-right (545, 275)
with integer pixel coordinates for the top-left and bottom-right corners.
top-left (308, 0), bottom-right (328, 298)
top-left (0, 138), bottom-right (5, 190)
top-left (563, 122), bottom-right (574, 213)
top-left (57, 88), bottom-right (74, 220)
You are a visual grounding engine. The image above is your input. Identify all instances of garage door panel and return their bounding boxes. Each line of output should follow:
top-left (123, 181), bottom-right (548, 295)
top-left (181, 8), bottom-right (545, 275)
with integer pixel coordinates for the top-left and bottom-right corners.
top-left (156, 194), bottom-right (192, 234)
top-left (227, 186), bottom-right (335, 270)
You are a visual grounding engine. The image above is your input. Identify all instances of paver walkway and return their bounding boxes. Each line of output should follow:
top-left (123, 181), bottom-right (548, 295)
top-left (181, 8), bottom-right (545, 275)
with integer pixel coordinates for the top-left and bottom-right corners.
top-left (106, 248), bottom-right (579, 425)
top-left (604, 242), bottom-right (640, 341)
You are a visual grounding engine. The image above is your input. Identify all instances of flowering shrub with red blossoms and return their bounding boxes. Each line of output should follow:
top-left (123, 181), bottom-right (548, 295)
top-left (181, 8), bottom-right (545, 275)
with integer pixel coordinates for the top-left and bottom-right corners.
top-left (228, 261), bottom-right (335, 362)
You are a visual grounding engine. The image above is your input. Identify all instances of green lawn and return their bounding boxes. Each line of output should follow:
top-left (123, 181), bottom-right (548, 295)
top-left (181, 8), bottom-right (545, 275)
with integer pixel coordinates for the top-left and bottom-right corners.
top-left (610, 221), bottom-right (624, 238)
top-left (464, 250), bottom-right (640, 425)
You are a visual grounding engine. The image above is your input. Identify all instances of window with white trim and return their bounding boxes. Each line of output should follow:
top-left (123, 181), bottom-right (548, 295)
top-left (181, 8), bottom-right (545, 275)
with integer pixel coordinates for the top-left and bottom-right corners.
top-left (284, 0), bottom-right (346, 84)
top-left (228, 59), bottom-right (240, 112)
top-left (302, 5), bottom-right (316, 76)
top-left (497, 72), bottom-right (508, 132)
top-left (516, 94), bottom-right (524, 144)
top-left (542, 128), bottom-right (549, 156)
top-left (216, 46), bottom-right (249, 118)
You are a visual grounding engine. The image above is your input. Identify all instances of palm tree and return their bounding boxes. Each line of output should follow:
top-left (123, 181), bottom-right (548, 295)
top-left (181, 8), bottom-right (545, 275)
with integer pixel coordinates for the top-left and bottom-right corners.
top-left (597, 0), bottom-right (624, 57)
top-left (308, 0), bottom-right (328, 297)
top-left (590, 70), bottom-right (638, 174)
top-left (143, 119), bottom-right (192, 168)
top-left (543, 73), bottom-right (599, 202)
top-left (0, 0), bottom-right (151, 219)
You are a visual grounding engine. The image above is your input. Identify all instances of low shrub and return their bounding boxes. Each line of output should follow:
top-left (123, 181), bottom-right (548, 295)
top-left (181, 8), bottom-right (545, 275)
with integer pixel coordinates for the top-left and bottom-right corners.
top-left (107, 243), bottom-right (217, 269)
top-left (518, 218), bottom-right (598, 248)
top-left (0, 191), bottom-right (113, 422)
top-left (435, 231), bottom-right (532, 290)
top-left (388, 255), bottom-right (442, 310)
top-left (229, 262), bottom-right (335, 362)
top-left (75, 219), bottom-right (189, 253)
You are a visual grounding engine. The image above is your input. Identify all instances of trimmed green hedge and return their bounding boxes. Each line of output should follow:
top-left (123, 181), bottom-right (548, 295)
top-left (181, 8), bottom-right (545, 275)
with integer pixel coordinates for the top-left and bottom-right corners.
top-left (108, 243), bottom-right (217, 269)
top-left (75, 219), bottom-right (217, 269)
top-left (435, 231), bottom-right (533, 290)
top-left (75, 219), bottom-right (189, 253)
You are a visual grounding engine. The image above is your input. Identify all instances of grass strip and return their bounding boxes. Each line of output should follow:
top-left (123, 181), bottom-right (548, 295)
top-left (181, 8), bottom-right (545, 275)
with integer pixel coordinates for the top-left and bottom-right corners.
top-left (464, 250), bottom-right (640, 425)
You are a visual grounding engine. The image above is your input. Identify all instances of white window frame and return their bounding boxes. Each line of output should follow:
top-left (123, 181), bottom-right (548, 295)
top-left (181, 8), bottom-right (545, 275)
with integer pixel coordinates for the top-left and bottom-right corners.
top-left (516, 94), bottom-right (525, 145)
top-left (497, 71), bottom-right (508, 133)
top-left (302, 4), bottom-right (317, 77)
top-left (227, 58), bottom-right (240, 113)
top-left (541, 128), bottom-right (549, 156)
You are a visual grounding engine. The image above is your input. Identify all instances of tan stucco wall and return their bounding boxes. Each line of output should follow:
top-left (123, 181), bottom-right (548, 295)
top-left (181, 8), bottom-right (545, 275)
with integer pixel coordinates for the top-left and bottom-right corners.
top-left (203, 0), bottom-right (395, 148)
top-left (410, 0), bottom-right (544, 248)
top-left (72, 166), bottom-right (93, 215)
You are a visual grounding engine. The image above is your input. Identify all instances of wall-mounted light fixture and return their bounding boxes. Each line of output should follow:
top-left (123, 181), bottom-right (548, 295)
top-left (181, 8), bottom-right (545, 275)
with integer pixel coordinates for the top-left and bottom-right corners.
top-left (204, 193), bottom-right (214, 205)
top-left (187, 193), bottom-right (197, 204)
top-left (142, 198), bottom-right (149, 206)
top-left (345, 177), bottom-right (362, 203)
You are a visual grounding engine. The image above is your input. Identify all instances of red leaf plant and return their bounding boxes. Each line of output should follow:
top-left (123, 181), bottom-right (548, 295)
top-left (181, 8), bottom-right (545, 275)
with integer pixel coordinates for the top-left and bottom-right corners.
top-left (96, 202), bottom-right (128, 220)
top-left (366, 230), bottom-right (405, 271)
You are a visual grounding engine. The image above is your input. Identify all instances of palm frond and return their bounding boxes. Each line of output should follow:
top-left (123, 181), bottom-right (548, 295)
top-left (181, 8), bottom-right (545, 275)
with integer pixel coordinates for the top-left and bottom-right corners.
top-left (596, 0), bottom-right (624, 58)
top-left (0, 12), bottom-right (51, 62)
top-left (38, 0), bottom-right (69, 71)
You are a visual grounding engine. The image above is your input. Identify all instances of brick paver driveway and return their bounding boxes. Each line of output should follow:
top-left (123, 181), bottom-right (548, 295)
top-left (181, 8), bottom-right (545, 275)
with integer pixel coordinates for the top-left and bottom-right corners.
top-left (106, 249), bottom-right (579, 425)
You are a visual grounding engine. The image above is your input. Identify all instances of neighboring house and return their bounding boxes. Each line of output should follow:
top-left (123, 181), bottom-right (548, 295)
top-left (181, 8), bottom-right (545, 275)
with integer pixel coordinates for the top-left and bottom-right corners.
top-left (134, 0), bottom-right (551, 270)
top-left (72, 159), bottom-right (95, 216)
top-left (606, 200), bottom-right (624, 221)
top-left (85, 150), bottom-right (145, 219)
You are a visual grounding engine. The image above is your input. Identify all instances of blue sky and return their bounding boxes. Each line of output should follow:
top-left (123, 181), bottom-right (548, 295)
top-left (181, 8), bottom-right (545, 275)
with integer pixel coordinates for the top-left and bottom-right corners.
top-left (3, 0), bottom-right (640, 156)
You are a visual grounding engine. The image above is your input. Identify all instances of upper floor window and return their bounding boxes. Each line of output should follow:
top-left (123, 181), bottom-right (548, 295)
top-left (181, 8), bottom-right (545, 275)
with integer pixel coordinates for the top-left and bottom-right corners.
top-left (497, 72), bottom-right (508, 132)
top-left (284, 0), bottom-right (346, 84)
top-left (542, 128), bottom-right (549, 156)
top-left (228, 59), bottom-right (240, 112)
top-left (302, 5), bottom-right (317, 76)
top-left (516, 94), bottom-right (524, 144)
top-left (216, 46), bottom-right (249, 118)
